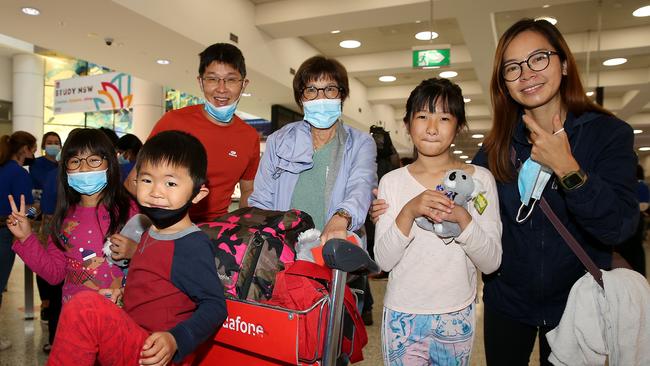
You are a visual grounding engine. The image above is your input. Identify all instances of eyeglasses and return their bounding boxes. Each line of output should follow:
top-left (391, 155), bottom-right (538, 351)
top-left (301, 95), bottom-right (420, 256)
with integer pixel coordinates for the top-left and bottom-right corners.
top-left (502, 51), bottom-right (559, 82)
top-left (201, 76), bottom-right (243, 89)
top-left (301, 86), bottom-right (343, 101)
top-left (66, 155), bottom-right (106, 170)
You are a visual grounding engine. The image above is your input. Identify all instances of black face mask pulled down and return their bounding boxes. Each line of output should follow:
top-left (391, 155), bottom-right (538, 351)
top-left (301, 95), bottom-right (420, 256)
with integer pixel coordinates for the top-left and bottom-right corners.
top-left (138, 199), bottom-right (193, 230)
top-left (23, 157), bottom-right (35, 166)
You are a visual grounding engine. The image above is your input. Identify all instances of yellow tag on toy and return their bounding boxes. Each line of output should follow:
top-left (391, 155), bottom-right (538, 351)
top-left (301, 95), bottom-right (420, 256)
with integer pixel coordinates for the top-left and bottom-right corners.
top-left (474, 193), bottom-right (488, 215)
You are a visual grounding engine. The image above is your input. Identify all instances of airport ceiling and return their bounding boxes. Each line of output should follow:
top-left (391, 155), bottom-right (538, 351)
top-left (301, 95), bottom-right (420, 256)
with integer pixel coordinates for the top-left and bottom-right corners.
top-left (0, 0), bottom-right (648, 158)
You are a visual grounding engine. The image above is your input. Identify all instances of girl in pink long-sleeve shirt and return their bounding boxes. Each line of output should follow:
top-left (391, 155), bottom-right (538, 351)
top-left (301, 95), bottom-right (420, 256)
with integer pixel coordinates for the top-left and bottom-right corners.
top-left (8, 128), bottom-right (137, 303)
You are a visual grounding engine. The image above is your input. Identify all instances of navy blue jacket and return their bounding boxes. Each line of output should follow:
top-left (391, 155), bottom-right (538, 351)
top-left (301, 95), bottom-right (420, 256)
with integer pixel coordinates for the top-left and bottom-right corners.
top-left (473, 111), bottom-right (638, 327)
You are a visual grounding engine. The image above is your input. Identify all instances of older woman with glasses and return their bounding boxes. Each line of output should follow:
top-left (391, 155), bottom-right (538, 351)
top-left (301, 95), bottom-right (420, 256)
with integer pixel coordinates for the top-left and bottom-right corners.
top-left (249, 56), bottom-right (376, 245)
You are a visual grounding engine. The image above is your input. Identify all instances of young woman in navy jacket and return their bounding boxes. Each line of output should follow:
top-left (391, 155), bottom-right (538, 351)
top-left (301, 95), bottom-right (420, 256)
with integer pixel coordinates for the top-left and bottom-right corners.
top-left (472, 18), bottom-right (638, 365)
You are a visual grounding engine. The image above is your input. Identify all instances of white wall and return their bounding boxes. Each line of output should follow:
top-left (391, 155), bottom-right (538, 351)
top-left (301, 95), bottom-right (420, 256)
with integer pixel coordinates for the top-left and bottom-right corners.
top-left (0, 55), bottom-right (12, 101)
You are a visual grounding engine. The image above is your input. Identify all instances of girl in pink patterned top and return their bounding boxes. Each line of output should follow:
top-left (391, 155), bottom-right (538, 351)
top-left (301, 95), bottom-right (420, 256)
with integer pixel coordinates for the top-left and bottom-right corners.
top-left (8, 128), bottom-right (138, 303)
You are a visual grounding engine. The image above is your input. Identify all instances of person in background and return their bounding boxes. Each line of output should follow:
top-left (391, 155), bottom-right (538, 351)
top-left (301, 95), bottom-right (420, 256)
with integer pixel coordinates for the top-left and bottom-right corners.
top-left (400, 157), bottom-right (414, 167)
top-left (249, 55), bottom-right (376, 246)
top-left (125, 43), bottom-right (260, 222)
top-left (616, 163), bottom-right (648, 276)
top-left (116, 133), bottom-right (142, 184)
top-left (28, 131), bottom-right (63, 353)
top-left (98, 127), bottom-right (119, 147)
top-left (363, 125), bottom-right (400, 325)
top-left (370, 125), bottom-right (401, 183)
top-left (0, 131), bottom-right (36, 351)
top-left (30, 132), bottom-right (61, 190)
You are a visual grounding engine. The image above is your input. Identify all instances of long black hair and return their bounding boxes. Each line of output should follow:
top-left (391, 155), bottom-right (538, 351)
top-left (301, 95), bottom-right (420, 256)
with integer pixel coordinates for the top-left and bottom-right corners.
top-left (51, 128), bottom-right (131, 250)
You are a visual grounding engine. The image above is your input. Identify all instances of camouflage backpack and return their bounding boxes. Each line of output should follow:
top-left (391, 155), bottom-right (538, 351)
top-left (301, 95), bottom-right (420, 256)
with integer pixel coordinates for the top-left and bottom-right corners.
top-left (197, 207), bottom-right (314, 301)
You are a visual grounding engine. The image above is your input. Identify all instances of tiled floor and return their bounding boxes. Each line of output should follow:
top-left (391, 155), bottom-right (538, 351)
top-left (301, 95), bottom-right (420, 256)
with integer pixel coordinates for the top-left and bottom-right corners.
top-left (1, 242), bottom-right (649, 366)
top-left (0, 261), bottom-right (49, 366)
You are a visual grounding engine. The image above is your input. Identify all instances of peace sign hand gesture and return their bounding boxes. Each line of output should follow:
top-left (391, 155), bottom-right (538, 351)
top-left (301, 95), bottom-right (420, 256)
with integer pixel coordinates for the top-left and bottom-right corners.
top-left (7, 194), bottom-right (33, 242)
top-left (522, 113), bottom-right (580, 177)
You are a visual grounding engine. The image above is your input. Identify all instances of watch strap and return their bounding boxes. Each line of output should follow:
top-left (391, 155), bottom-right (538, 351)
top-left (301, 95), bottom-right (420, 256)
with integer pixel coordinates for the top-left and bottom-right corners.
top-left (334, 209), bottom-right (352, 230)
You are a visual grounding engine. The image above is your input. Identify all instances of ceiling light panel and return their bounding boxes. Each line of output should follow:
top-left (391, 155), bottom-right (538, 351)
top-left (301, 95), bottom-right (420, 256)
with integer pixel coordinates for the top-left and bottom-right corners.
top-left (378, 75), bottom-right (397, 82)
top-left (21, 7), bottom-right (40, 16)
top-left (439, 71), bottom-right (458, 78)
top-left (415, 31), bottom-right (439, 41)
top-left (602, 58), bottom-right (627, 66)
top-left (339, 40), bottom-right (361, 48)
top-left (633, 6), bottom-right (650, 17)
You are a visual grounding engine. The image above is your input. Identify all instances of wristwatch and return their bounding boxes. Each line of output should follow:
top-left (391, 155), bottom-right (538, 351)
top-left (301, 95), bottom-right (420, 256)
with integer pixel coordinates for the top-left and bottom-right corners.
top-left (333, 209), bottom-right (352, 230)
top-left (559, 169), bottom-right (587, 190)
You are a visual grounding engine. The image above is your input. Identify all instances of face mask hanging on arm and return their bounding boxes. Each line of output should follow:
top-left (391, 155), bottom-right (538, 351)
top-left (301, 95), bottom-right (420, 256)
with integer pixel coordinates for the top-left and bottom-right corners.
top-left (516, 158), bottom-right (553, 223)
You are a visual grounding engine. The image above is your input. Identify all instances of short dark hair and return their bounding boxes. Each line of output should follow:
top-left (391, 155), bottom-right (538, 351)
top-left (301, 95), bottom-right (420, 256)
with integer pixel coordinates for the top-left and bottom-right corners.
top-left (199, 43), bottom-right (246, 78)
top-left (98, 127), bottom-right (119, 146)
top-left (403, 78), bottom-right (467, 132)
top-left (293, 56), bottom-right (349, 109)
top-left (116, 134), bottom-right (142, 156)
top-left (41, 131), bottom-right (61, 149)
top-left (136, 131), bottom-right (207, 193)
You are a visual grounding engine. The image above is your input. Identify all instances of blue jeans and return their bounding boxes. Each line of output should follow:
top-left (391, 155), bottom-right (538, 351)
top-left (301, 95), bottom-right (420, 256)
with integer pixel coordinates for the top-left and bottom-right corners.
top-left (0, 226), bottom-right (16, 305)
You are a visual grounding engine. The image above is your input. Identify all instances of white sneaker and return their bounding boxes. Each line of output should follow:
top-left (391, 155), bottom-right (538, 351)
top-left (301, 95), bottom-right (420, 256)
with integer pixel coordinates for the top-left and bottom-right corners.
top-left (0, 337), bottom-right (11, 351)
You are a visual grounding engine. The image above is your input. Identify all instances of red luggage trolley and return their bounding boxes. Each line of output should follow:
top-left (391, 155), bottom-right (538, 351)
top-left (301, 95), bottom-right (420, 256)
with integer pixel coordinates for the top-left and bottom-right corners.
top-left (195, 239), bottom-right (378, 366)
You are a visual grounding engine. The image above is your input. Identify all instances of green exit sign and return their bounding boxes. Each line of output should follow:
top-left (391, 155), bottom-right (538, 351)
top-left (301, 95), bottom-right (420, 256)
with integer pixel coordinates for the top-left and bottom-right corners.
top-left (413, 48), bottom-right (450, 68)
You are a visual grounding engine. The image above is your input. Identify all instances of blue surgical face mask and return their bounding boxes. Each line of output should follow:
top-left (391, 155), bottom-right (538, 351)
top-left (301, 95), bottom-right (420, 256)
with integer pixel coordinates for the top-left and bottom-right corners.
top-left (516, 158), bottom-right (553, 223)
top-left (117, 154), bottom-right (129, 165)
top-left (68, 169), bottom-right (108, 195)
top-left (303, 99), bottom-right (341, 129)
top-left (204, 99), bottom-right (239, 123)
top-left (44, 145), bottom-right (61, 157)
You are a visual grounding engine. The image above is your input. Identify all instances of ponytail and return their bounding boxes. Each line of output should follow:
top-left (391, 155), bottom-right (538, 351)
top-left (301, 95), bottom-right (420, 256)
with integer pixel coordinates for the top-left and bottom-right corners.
top-left (0, 131), bottom-right (37, 165)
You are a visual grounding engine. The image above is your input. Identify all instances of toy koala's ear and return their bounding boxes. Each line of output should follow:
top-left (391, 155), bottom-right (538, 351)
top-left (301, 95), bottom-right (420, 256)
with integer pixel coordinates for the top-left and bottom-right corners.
top-left (471, 178), bottom-right (486, 198)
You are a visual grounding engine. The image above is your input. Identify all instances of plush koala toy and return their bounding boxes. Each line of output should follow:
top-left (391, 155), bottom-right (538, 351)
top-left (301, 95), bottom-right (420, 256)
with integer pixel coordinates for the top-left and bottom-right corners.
top-left (415, 169), bottom-right (485, 239)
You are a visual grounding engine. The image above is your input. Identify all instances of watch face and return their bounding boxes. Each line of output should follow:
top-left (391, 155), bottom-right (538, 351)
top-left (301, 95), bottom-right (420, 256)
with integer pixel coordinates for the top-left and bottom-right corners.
top-left (562, 172), bottom-right (583, 189)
